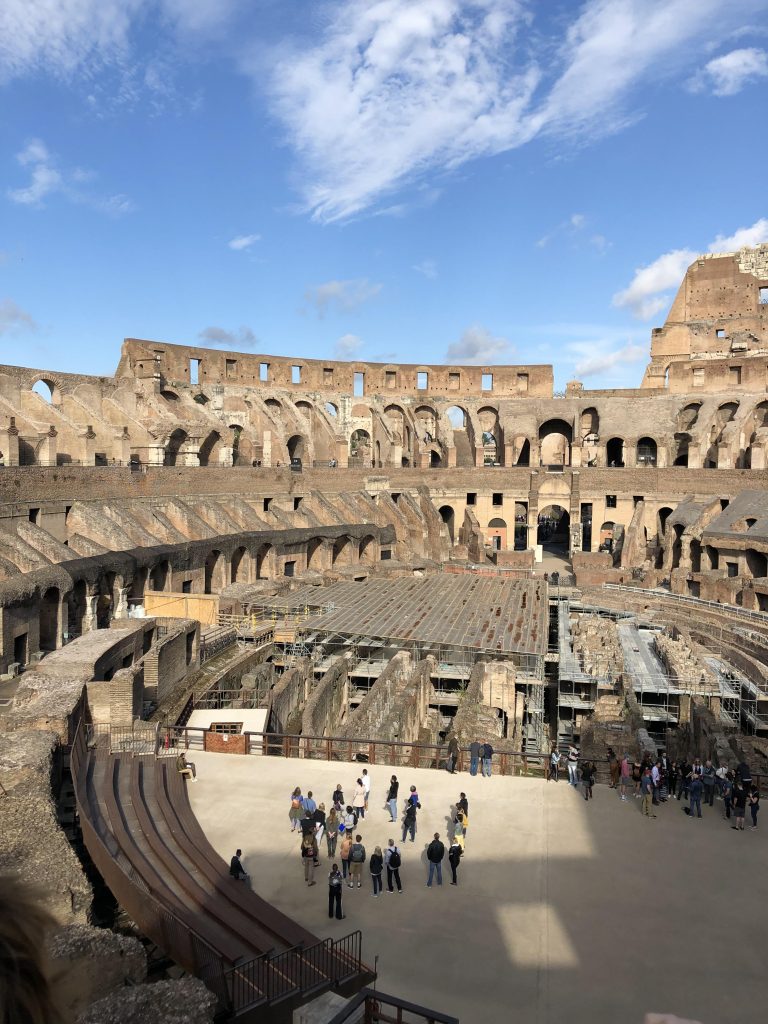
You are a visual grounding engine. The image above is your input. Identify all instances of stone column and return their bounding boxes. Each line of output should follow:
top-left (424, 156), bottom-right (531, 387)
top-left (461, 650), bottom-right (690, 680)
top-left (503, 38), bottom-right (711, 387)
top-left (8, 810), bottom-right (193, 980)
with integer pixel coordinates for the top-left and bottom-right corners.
top-left (38, 427), bottom-right (57, 467)
top-left (82, 591), bottom-right (98, 633)
top-left (0, 418), bottom-right (20, 466)
top-left (115, 587), bottom-right (129, 620)
top-left (79, 426), bottom-right (97, 466)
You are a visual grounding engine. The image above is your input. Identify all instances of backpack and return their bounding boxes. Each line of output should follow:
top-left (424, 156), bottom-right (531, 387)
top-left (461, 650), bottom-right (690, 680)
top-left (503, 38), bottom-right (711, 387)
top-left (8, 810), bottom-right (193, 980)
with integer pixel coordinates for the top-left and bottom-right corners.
top-left (388, 848), bottom-right (401, 869)
top-left (351, 843), bottom-right (365, 863)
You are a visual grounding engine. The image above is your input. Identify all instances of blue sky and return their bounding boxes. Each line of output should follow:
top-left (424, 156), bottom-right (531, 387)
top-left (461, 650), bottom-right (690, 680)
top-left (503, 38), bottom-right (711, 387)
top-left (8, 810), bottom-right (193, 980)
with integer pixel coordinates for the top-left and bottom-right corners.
top-left (1, 0), bottom-right (767, 390)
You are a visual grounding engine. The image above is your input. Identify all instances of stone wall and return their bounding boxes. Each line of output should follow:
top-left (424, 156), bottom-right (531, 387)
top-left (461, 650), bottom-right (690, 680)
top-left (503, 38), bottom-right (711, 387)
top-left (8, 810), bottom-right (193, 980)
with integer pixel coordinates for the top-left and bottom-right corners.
top-left (269, 659), bottom-right (314, 733)
top-left (301, 656), bottom-right (349, 737)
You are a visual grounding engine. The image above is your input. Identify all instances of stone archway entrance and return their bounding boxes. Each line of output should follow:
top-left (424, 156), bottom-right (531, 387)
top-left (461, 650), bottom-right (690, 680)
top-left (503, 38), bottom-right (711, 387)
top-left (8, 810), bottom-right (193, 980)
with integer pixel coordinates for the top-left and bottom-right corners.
top-left (537, 505), bottom-right (570, 550)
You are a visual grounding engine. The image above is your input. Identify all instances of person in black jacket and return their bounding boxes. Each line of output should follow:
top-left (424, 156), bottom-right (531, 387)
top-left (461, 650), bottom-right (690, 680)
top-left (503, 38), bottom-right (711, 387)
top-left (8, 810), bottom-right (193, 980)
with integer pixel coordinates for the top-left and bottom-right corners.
top-left (229, 849), bottom-right (248, 883)
top-left (328, 864), bottom-right (345, 919)
top-left (402, 798), bottom-right (419, 843)
top-left (369, 846), bottom-right (384, 897)
top-left (426, 833), bottom-right (445, 887)
top-left (446, 735), bottom-right (459, 774)
top-left (482, 741), bottom-right (494, 778)
top-left (387, 775), bottom-right (399, 822)
top-left (448, 839), bottom-right (463, 885)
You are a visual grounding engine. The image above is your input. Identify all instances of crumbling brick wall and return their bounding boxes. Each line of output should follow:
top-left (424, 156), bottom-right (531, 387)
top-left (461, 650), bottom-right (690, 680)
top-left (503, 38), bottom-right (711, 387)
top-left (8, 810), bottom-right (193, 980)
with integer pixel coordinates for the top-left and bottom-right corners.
top-left (302, 656), bottom-right (349, 736)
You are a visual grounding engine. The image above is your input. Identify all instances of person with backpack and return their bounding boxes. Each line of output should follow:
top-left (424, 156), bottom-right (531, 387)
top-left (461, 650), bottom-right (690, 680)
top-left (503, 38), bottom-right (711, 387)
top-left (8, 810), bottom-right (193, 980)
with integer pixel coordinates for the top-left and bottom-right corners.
top-left (426, 833), bottom-right (445, 887)
top-left (348, 834), bottom-right (366, 888)
top-left (369, 846), bottom-right (384, 897)
top-left (289, 787), bottom-right (304, 832)
top-left (407, 785), bottom-right (420, 807)
top-left (402, 797), bottom-right (419, 843)
top-left (385, 839), bottom-right (403, 892)
top-left (328, 864), bottom-right (345, 920)
top-left (448, 838), bottom-right (463, 886)
top-left (386, 776), bottom-right (399, 822)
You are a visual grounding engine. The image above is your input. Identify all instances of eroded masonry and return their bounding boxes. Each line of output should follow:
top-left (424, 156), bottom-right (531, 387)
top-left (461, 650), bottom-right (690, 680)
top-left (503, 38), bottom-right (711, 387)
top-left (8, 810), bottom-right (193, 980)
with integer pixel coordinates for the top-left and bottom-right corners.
top-left (3, 244), bottom-right (768, 1021)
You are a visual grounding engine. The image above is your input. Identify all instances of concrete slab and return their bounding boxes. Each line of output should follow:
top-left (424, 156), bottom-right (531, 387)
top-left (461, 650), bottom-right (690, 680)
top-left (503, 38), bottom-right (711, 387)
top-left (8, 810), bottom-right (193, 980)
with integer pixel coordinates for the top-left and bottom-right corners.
top-left (189, 751), bottom-right (765, 1024)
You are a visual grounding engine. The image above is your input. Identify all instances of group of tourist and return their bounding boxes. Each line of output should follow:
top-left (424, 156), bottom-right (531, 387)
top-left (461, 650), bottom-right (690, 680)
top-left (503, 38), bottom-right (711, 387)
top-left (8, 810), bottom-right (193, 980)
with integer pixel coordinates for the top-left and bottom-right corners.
top-left (276, 770), bottom-right (471, 917)
top-left (548, 743), bottom-right (760, 829)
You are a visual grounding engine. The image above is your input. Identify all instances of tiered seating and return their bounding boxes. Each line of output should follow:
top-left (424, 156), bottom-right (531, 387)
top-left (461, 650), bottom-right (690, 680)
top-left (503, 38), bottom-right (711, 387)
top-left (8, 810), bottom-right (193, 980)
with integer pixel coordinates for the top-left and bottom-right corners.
top-left (71, 727), bottom-right (373, 1019)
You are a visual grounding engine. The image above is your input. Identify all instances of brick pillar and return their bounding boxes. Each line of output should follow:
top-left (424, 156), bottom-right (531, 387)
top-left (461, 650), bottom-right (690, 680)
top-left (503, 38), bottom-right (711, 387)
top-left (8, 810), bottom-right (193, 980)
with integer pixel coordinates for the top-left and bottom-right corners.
top-left (0, 418), bottom-right (20, 466)
top-left (79, 426), bottom-right (97, 466)
top-left (37, 426), bottom-right (57, 466)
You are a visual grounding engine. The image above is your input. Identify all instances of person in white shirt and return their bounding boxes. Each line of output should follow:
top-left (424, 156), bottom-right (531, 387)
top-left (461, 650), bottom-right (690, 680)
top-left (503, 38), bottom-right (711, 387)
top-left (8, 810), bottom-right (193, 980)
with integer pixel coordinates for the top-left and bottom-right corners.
top-left (361, 768), bottom-right (371, 810)
top-left (567, 746), bottom-right (579, 787)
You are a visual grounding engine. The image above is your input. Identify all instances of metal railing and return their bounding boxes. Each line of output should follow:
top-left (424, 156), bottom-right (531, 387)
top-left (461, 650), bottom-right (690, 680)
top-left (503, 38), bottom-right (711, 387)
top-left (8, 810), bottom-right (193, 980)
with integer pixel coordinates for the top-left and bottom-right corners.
top-left (199, 626), bottom-right (237, 663)
top-left (326, 988), bottom-right (459, 1024)
top-left (603, 584), bottom-right (768, 626)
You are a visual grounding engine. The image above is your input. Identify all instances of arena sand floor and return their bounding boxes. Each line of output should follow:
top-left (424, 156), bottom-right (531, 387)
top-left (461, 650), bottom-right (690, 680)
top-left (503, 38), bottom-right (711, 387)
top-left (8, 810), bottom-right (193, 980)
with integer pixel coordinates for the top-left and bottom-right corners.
top-left (189, 751), bottom-right (764, 1024)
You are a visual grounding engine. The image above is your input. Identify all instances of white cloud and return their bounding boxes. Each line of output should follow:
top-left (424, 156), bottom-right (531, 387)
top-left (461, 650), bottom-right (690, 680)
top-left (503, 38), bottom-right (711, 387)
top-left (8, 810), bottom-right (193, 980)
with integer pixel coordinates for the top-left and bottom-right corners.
top-left (265, 0), bottom-right (763, 222)
top-left (572, 340), bottom-right (645, 378)
top-left (536, 211), bottom-right (595, 249)
top-left (6, 137), bottom-right (133, 214)
top-left (614, 217), bottom-right (768, 321)
top-left (228, 233), bottom-right (261, 251)
top-left (709, 218), bottom-right (768, 252)
top-left (445, 324), bottom-right (512, 364)
top-left (198, 325), bottom-right (258, 349)
top-left (412, 259), bottom-right (438, 279)
top-left (0, 298), bottom-right (36, 335)
top-left (334, 333), bottom-right (363, 358)
top-left (612, 248), bottom-right (696, 320)
top-left (304, 278), bottom-right (382, 317)
top-left (688, 47), bottom-right (768, 96)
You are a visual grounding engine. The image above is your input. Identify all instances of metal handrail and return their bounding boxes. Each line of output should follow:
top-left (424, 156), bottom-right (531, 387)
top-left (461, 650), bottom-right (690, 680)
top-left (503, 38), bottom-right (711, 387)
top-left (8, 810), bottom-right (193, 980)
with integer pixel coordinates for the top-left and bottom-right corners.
top-left (326, 987), bottom-right (459, 1024)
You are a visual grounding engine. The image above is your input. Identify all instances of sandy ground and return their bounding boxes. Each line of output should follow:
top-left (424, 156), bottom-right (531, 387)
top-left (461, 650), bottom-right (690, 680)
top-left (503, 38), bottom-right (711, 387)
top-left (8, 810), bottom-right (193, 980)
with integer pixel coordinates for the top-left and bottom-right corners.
top-left (189, 751), bottom-right (765, 1024)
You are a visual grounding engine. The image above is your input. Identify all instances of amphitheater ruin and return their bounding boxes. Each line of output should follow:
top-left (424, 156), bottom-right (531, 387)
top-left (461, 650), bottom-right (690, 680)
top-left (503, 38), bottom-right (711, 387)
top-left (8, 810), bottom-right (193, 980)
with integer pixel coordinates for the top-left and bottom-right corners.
top-left (3, 243), bottom-right (768, 1022)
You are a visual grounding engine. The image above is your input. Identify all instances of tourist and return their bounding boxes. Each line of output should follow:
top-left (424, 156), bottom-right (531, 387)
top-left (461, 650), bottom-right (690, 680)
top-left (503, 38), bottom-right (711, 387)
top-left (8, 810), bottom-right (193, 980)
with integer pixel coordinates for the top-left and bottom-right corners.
top-left (702, 760), bottom-right (716, 806)
top-left (340, 832), bottom-right (352, 880)
top-left (651, 760), bottom-right (661, 805)
top-left (736, 761), bottom-right (753, 791)
top-left (689, 773), bottom-right (703, 819)
top-left (619, 754), bottom-right (630, 801)
top-left (229, 849), bottom-right (248, 883)
top-left (677, 759), bottom-right (691, 801)
top-left (482, 740), bottom-right (494, 778)
top-left (386, 775), bottom-right (399, 822)
top-left (715, 762), bottom-right (729, 799)
top-left (326, 807), bottom-right (339, 858)
top-left (344, 805), bottom-right (356, 833)
top-left (385, 839), bottom-right (403, 893)
top-left (332, 783), bottom-right (344, 810)
top-left (567, 745), bottom-right (580, 787)
top-left (640, 767), bottom-right (656, 818)
top-left (469, 739), bottom-right (481, 777)
top-left (402, 799), bottom-right (418, 843)
top-left (176, 751), bottom-right (196, 781)
top-left (748, 786), bottom-right (760, 830)
top-left (581, 759), bottom-right (595, 800)
top-left (352, 778), bottom-right (366, 821)
top-left (446, 734), bottom-right (460, 774)
top-left (301, 833), bottom-right (318, 885)
top-left (691, 757), bottom-right (704, 782)
top-left (732, 780), bottom-right (748, 830)
top-left (300, 810), bottom-right (316, 838)
top-left (362, 768), bottom-right (371, 810)
top-left (607, 747), bottom-right (619, 789)
top-left (453, 812), bottom-right (466, 850)
top-left (426, 833), bottom-right (445, 887)
top-left (632, 757), bottom-right (642, 798)
top-left (722, 771), bottom-right (734, 820)
top-left (304, 790), bottom-right (317, 815)
top-left (457, 793), bottom-right (469, 839)
top-left (328, 864), bottom-right (345, 919)
top-left (548, 745), bottom-right (560, 782)
top-left (407, 784), bottom-right (420, 807)
top-left (348, 834), bottom-right (366, 888)
top-left (289, 787), bottom-right (304, 832)
top-left (448, 838), bottom-right (462, 886)
top-left (668, 760), bottom-right (680, 800)
top-left (313, 802), bottom-right (326, 846)
top-left (370, 845), bottom-right (384, 897)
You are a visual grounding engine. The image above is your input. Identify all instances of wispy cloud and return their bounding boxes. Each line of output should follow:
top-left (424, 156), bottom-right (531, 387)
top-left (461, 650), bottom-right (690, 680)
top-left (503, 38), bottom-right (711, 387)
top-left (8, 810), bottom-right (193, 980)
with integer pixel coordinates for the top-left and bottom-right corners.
top-left (265, 0), bottom-right (764, 222)
top-left (334, 333), bottom-right (363, 358)
top-left (445, 324), bottom-right (512, 365)
top-left (412, 259), bottom-right (438, 280)
top-left (688, 47), bottom-right (768, 96)
top-left (198, 325), bottom-right (258, 349)
top-left (572, 340), bottom-right (645, 378)
top-left (6, 137), bottom-right (134, 214)
top-left (0, 297), bottom-right (36, 336)
top-left (304, 278), bottom-right (382, 317)
top-left (614, 217), bottom-right (768, 320)
top-left (228, 233), bottom-right (261, 251)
